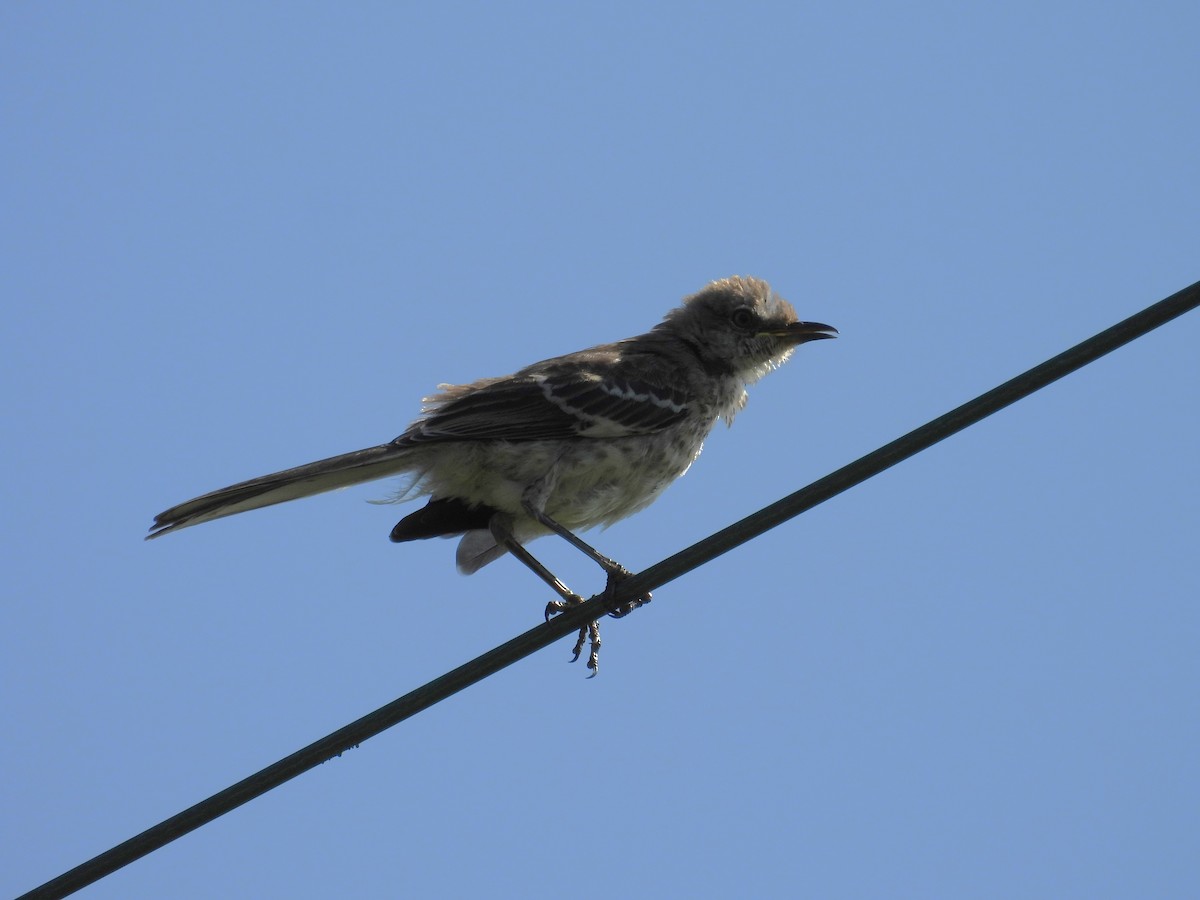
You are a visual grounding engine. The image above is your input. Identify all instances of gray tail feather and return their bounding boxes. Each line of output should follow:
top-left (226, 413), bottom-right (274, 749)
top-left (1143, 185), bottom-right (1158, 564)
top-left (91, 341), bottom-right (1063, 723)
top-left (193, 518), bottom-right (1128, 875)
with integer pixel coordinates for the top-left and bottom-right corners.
top-left (147, 443), bottom-right (413, 539)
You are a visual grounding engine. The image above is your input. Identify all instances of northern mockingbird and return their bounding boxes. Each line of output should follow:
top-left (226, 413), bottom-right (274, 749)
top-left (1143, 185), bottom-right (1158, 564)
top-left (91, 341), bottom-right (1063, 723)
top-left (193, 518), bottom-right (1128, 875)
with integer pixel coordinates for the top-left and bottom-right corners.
top-left (149, 276), bottom-right (836, 672)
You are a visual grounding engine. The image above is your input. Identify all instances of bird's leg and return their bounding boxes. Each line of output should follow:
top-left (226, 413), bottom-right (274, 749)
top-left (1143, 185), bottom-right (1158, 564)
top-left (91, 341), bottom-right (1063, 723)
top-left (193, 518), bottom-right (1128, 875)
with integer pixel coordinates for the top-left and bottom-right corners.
top-left (520, 501), bottom-right (653, 618)
top-left (489, 515), bottom-right (600, 673)
top-left (489, 515), bottom-right (579, 602)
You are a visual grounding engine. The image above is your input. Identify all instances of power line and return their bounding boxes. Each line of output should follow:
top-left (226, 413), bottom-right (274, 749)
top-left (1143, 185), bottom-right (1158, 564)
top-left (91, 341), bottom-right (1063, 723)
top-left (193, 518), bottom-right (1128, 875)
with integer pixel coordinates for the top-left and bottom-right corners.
top-left (18, 277), bottom-right (1200, 900)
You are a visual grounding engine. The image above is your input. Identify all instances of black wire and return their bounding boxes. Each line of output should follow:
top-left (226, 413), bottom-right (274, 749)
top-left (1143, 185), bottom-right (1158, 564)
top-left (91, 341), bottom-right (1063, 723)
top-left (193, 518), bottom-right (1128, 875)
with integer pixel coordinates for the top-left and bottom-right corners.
top-left (18, 277), bottom-right (1199, 900)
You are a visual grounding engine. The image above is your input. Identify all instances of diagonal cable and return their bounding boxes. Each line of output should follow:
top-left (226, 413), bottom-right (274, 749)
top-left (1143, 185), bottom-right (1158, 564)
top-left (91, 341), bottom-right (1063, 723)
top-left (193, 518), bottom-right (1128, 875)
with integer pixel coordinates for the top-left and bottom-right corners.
top-left (18, 277), bottom-right (1200, 900)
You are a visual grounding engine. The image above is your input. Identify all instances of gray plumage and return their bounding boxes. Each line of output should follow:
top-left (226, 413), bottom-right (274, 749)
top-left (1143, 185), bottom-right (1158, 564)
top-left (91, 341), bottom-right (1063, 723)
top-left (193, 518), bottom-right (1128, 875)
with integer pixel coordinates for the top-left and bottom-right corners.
top-left (148, 276), bottom-right (836, 670)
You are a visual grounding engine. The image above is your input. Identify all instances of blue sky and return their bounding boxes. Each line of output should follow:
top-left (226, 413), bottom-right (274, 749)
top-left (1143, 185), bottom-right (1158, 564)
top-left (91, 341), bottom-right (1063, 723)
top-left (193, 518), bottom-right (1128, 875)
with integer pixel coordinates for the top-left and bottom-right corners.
top-left (4, 3), bottom-right (1198, 898)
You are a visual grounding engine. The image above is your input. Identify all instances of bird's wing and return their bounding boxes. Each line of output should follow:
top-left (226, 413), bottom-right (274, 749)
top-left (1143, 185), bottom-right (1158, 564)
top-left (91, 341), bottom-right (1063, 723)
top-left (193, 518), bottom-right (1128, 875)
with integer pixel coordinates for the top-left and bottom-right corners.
top-left (396, 354), bottom-right (691, 445)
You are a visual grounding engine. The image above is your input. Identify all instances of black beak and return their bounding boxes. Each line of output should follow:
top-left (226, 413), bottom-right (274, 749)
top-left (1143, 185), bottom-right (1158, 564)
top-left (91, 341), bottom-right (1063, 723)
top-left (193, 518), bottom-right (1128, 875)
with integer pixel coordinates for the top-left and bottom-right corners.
top-left (777, 321), bottom-right (838, 344)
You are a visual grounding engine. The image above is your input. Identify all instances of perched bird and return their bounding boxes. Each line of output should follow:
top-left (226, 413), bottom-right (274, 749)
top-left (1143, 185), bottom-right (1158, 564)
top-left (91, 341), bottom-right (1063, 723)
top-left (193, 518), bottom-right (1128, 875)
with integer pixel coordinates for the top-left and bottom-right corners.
top-left (148, 276), bottom-right (836, 672)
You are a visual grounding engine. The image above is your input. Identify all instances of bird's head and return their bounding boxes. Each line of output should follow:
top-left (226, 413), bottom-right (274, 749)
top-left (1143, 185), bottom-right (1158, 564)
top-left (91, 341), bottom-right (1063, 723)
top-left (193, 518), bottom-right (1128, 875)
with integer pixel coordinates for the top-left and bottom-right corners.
top-left (657, 276), bottom-right (837, 383)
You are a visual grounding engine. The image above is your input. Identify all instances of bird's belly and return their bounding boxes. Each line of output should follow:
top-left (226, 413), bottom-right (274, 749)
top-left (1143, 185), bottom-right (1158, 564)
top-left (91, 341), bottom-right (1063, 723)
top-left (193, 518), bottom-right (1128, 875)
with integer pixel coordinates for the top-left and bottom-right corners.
top-left (543, 429), bottom-right (708, 529)
top-left (412, 417), bottom-right (710, 532)
top-left (416, 422), bottom-right (711, 531)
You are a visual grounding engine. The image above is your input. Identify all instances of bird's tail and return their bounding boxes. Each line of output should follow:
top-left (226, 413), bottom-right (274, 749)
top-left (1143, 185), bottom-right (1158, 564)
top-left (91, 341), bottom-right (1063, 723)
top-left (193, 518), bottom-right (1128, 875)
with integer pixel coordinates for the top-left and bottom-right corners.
top-left (147, 443), bottom-right (414, 539)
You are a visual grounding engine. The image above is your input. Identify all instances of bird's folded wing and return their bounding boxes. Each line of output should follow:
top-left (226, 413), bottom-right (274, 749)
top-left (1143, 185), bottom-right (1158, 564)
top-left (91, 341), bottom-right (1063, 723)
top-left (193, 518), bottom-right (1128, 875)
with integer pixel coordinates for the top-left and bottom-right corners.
top-left (397, 368), bottom-right (691, 444)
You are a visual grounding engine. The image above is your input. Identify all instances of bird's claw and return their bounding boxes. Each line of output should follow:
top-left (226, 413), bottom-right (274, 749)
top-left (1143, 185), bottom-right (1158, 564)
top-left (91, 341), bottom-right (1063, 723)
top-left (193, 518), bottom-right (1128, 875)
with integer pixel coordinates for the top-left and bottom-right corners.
top-left (541, 562), bottom-right (646, 675)
top-left (601, 566), bottom-right (652, 618)
top-left (544, 594), bottom-right (601, 674)
top-left (572, 620), bottom-right (601, 674)
top-left (544, 592), bottom-right (583, 623)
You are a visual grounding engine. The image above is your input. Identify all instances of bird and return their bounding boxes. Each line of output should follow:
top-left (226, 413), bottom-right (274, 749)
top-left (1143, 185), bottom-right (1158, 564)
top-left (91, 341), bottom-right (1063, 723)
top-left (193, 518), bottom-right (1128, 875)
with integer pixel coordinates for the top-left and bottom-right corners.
top-left (148, 276), bottom-right (837, 673)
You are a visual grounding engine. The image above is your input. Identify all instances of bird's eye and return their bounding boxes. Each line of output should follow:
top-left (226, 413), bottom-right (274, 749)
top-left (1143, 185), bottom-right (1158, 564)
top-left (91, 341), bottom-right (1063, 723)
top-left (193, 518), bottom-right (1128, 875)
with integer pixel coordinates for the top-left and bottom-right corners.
top-left (730, 308), bottom-right (756, 330)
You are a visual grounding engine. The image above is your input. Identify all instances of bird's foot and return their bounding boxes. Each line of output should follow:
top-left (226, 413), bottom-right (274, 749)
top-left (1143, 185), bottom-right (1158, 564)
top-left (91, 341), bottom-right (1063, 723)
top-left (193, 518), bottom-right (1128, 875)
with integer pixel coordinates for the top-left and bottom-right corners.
top-left (544, 594), bottom-right (601, 676)
top-left (601, 565), bottom-right (652, 619)
top-left (543, 592), bottom-right (584, 622)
